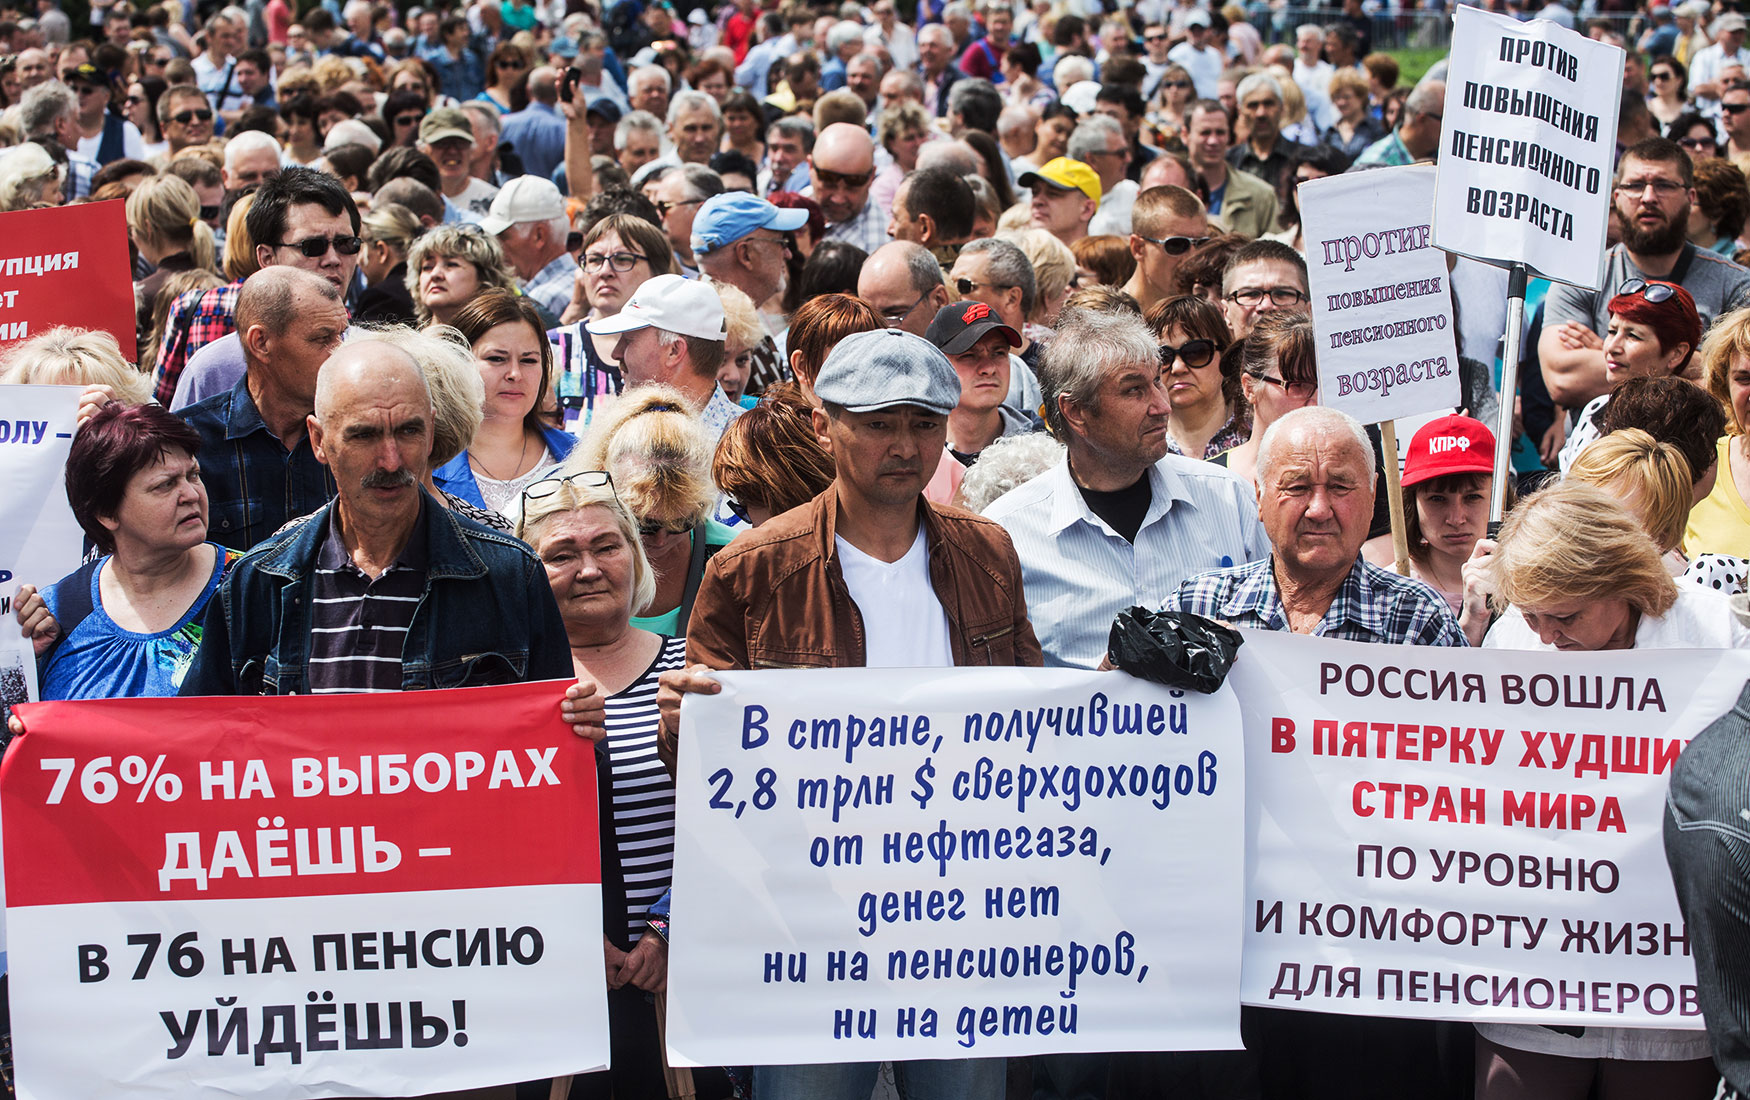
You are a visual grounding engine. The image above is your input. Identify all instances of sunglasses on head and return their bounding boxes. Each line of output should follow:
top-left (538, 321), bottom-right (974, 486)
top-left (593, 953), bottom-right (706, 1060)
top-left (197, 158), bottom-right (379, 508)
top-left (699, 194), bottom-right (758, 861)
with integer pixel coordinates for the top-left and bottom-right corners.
top-left (1618, 277), bottom-right (1676, 303)
top-left (522, 468), bottom-right (613, 504)
top-left (1158, 338), bottom-right (1217, 368)
top-left (172, 108), bottom-right (213, 124)
top-left (278, 234), bottom-right (364, 257)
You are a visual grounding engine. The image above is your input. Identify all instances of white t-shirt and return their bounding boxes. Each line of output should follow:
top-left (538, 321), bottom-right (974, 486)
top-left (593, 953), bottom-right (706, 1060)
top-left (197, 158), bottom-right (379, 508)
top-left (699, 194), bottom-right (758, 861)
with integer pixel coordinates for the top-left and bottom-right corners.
top-left (1483, 584), bottom-right (1750, 650)
top-left (77, 119), bottom-right (146, 164)
top-left (835, 528), bottom-right (953, 669)
top-left (1167, 40), bottom-right (1224, 99)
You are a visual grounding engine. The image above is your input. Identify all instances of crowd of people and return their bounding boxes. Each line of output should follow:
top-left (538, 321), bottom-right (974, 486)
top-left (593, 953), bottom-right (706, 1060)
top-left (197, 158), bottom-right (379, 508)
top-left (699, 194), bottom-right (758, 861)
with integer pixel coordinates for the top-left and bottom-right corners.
top-left (3, 0), bottom-right (1750, 1096)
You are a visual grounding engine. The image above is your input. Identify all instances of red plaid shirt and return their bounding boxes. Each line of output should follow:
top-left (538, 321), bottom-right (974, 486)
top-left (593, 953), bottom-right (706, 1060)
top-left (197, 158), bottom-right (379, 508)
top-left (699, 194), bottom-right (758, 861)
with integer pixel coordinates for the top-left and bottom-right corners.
top-left (152, 280), bottom-right (242, 405)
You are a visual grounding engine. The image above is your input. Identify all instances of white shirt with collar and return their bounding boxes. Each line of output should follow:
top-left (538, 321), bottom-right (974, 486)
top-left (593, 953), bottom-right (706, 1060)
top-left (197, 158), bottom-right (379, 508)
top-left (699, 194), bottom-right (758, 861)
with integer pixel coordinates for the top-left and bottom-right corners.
top-left (983, 453), bottom-right (1269, 668)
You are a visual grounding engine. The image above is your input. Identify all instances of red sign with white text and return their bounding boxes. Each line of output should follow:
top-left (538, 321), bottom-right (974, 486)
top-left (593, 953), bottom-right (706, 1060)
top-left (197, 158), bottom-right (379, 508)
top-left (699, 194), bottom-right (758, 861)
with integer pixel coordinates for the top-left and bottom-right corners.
top-left (0, 200), bottom-right (136, 361)
top-left (2, 682), bottom-right (609, 1099)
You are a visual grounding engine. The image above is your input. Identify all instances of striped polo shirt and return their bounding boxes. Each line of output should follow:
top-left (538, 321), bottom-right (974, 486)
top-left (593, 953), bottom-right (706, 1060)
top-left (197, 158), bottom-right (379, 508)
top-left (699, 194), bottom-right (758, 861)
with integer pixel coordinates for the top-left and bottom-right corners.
top-left (307, 505), bottom-right (428, 695)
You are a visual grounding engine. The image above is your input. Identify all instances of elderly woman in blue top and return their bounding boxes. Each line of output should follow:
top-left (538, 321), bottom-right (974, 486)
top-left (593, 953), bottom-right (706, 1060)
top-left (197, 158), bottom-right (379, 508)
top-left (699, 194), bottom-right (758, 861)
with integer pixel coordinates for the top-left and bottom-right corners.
top-left (1166, 404), bottom-right (1464, 1100)
top-left (12, 402), bottom-right (240, 701)
top-left (432, 288), bottom-right (576, 518)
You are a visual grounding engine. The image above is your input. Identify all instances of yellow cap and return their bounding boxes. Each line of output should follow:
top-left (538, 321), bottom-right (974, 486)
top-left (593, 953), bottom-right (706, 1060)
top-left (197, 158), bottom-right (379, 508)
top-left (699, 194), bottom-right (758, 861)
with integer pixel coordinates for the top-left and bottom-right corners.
top-left (1020, 156), bottom-right (1102, 204)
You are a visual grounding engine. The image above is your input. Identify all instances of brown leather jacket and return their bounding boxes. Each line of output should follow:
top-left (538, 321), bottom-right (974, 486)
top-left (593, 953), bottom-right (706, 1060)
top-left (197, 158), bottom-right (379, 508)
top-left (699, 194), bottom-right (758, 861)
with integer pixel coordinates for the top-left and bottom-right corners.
top-left (685, 485), bottom-right (1044, 671)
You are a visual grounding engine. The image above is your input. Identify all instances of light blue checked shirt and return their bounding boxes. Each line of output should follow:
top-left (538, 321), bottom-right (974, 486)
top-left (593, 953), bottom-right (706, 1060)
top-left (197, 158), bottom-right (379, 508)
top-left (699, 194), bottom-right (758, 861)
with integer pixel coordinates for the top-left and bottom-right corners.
top-left (984, 454), bottom-right (1269, 668)
top-left (1170, 555), bottom-right (1468, 648)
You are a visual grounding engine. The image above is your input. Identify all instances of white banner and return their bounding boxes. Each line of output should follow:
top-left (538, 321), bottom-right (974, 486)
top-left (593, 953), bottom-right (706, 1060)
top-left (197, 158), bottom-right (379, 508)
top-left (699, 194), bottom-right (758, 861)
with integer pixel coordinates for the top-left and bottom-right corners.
top-left (1230, 630), bottom-right (1743, 1027)
top-left (667, 667), bottom-right (1246, 1065)
top-left (1433, 5), bottom-right (1622, 289)
top-left (1303, 165), bottom-right (1461, 424)
top-left (0, 384), bottom-right (83, 711)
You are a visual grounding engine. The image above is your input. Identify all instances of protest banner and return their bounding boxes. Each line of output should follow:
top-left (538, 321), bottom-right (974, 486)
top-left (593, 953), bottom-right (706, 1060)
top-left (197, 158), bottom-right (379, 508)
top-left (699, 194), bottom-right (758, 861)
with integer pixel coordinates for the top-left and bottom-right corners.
top-left (1432, 5), bottom-right (1622, 292)
top-left (0, 384), bottom-right (83, 711)
top-left (1229, 629), bottom-right (1742, 1027)
top-left (0, 201), bottom-right (136, 361)
top-left (1304, 166), bottom-right (1460, 426)
top-left (1303, 164), bottom-right (1462, 570)
top-left (3, 682), bottom-right (610, 1099)
top-left (666, 667), bottom-right (1245, 1066)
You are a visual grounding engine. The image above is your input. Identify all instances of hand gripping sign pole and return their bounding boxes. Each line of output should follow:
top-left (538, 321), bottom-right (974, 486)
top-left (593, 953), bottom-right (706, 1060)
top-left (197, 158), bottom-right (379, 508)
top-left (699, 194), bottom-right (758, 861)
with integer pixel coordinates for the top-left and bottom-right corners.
top-left (1432, 6), bottom-right (1623, 522)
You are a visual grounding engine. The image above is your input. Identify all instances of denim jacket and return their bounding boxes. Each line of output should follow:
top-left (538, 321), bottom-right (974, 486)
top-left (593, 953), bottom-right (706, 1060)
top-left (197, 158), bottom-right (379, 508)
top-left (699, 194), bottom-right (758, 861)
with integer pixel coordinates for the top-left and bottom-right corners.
top-left (178, 491), bottom-right (574, 696)
top-left (431, 423), bottom-right (577, 510)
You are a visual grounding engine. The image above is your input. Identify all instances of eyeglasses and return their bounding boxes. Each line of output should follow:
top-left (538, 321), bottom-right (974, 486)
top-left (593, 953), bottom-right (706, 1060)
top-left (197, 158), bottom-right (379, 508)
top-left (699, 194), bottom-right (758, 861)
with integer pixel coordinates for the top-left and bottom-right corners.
top-left (498, 58), bottom-right (527, 69)
top-left (123, 94), bottom-right (145, 106)
top-left (523, 469), bottom-right (613, 504)
top-left (1250, 371), bottom-right (1316, 400)
top-left (171, 108), bottom-right (214, 124)
top-left (880, 289), bottom-right (930, 324)
top-left (654, 197), bottom-right (704, 217)
top-left (1680, 137), bottom-right (1716, 149)
top-left (639, 517), bottom-right (694, 538)
top-left (582, 250), bottom-right (647, 271)
top-left (1651, 70), bottom-right (1675, 80)
top-left (813, 166), bottom-right (874, 189)
top-left (198, 204), bottom-right (220, 221)
top-left (1727, 102), bottom-right (1750, 114)
top-left (955, 276), bottom-right (1013, 295)
top-left (1140, 233), bottom-right (1209, 255)
top-left (1227, 286), bottom-right (1308, 306)
top-left (1158, 339), bottom-right (1217, 368)
top-left (394, 113), bottom-right (422, 126)
top-left (744, 233), bottom-right (791, 253)
top-left (1144, 32), bottom-right (1168, 42)
top-left (277, 234), bottom-right (363, 257)
top-left (1614, 178), bottom-right (1688, 196)
top-left (1618, 278), bottom-right (1677, 303)
top-left (1161, 80), bottom-right (1192, 89)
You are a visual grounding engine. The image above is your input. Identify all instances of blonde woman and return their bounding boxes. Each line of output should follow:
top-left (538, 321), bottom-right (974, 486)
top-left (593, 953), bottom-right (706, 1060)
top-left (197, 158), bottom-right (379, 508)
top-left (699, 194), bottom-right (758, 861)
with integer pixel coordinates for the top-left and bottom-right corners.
top-left (713, 280), bottom-right (764, 407)
top-left (221, 192), bottom-right (260, 282)
top-left (0, 143), bottom-right (62, 210)
top-left (404, 223), bottom-right (520, 327)
top-left (127, 175), bottom-right (217, 348)
top-left (1686, 307), bottom-right (1750, 558)
top-left (567, 385), bottom-right (735, 635)
top-left (1001, 227), bottom-right (1076, 336)
top-left (355, 201), bottom-right (422, 325)
top-left (1, 326), bottom-right (153, 430)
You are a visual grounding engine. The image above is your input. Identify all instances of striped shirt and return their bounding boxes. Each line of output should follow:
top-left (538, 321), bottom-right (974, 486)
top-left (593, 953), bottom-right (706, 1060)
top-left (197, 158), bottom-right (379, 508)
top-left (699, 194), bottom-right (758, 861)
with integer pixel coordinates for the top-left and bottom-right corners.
top-left (604, 634), bottom-right (686, 940)
top-left (983, 455), bottom-right (1270, 668)
top-left (306, 506), bottom-right (428, 694)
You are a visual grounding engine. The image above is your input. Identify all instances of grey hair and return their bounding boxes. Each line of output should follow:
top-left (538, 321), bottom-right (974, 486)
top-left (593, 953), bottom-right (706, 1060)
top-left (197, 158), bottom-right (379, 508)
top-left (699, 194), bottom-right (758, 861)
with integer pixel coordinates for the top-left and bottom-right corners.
top-left (0, 142), bottom-right (61, 211)
top-left (19, 80), bottom-right (75, 136)
top-left (899, 240), bottom-right (946, 293)
top-left (1053, 54), bottom-right (1095, 87)
top-left (347, 324), bottom-right (480, 467)
top-left (942, 1), bottom-right (971, 20)
top-left (1405, 79), bottom-right (1445, 121)
top-left (1235, 71), bottom-right (1284, 106)
top-left (960, 237), bottom-right (1036, 317)
top-left (224, 128), bottom-right (282, 168)
top-left (916, 138), bottom-right (980, 174)
top-left (630, 64), bottom-right (673, 93)
top-left (615, 109), bottom-right (664, 149)
top-left (957, 432), bottom-right (1066, 513)
top-left (767, 114), bottom-right (816, 150)
top-left (997, 104), bottom-right (1033, 139)
top-left (1036, 307), bottom-right (1158, 440)
top-left (667, 88), bottom-right (721, 126)
top-left (676, 162), bottom-right (725, 201)
top-left (1067, 114), bottom-right (1123, 163)
top-left (826, 19), bottom-right (864, 52)
top-left (460, 99), bottom-right (501, 137)
top-left (1255, 406), bottom-right (1376, 487)
top-left (918, 23), bottom-right (953, 46)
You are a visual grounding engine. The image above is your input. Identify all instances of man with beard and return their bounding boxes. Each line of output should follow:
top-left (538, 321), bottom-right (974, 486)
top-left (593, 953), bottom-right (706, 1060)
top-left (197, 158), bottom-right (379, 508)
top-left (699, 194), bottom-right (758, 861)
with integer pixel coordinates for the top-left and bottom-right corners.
top-left (1540, 137), bottom-right (1750, 411)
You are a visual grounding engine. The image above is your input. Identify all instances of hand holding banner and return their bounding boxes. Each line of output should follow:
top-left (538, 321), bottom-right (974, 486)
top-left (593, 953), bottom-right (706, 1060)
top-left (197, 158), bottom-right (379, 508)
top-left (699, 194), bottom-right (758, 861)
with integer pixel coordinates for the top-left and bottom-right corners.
top-left (667, 667), bottom-right (1246, 1066)
top-left (3, 682), bottom-right (610, 1099)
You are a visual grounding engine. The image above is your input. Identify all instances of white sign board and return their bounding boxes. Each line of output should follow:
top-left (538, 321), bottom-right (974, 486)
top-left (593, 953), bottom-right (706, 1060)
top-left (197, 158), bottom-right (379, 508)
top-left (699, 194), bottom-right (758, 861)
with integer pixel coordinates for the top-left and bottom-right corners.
top-left (0, 384), bottom-right (82, 712)
top-left (667, 667), bottom-right (1246, 1065)
top-left (1230, 629), bottom-right (1737, 1027)
top-left (1433, 4), bottom-right (1623, 290)
top-left (1304, 165), bottom-right (1462, 423)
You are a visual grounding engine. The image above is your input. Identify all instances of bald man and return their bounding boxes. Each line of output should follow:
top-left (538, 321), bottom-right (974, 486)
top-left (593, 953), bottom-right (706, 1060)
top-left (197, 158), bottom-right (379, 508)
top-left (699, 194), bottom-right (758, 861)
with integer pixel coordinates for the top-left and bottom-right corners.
top-left (858, 241), bottom-right (952, 336)
top-left (177, 267), bottom-right (349, 550)
top-left (810, 120), bottom-right (888, 252)
top-left (179, 332), bottom-right (607, 750)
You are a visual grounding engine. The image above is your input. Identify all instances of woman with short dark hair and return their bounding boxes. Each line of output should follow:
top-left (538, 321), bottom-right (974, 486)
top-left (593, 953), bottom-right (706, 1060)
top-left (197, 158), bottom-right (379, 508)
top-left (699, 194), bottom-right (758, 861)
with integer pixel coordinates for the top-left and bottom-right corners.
top-left (1146, 294), bottom-right (1243, 460)
top-left (12, 403), bottom-right (240, 700)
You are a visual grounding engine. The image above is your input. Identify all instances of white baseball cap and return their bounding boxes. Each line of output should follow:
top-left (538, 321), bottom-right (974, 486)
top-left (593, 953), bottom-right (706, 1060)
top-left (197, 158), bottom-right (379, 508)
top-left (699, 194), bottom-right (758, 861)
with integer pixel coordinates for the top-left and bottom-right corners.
top-left (585, 274), bottom-right (727, 343)
top-left (478, 175), bottom-right (568, 235)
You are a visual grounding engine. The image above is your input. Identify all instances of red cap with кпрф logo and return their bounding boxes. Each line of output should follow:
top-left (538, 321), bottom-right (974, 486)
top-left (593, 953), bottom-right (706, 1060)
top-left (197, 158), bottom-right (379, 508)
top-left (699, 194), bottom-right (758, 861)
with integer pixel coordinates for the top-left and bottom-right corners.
top-left (1401, 414), bottom-right (1496, 488)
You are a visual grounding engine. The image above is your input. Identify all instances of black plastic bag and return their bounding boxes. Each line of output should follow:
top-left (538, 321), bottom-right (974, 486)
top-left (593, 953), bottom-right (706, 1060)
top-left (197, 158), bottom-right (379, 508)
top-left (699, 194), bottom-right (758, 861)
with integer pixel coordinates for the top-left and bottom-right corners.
top-left (1106, 607), bottom-right (1243, 693)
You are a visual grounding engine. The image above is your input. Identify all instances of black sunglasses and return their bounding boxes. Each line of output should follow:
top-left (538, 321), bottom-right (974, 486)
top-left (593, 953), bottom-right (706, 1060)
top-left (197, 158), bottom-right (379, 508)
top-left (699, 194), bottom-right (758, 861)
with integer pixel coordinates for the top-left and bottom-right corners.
top-left (1158, 339), bottom-right (1217, 368)
top-left (278, 234), bottom-right (364, 257)
top-left (198, 204), bottom-right (220, 221)
top-left (171, 108), bottom-right (213, 124)
top-left (1618, 278), bottom-right (1676, 303)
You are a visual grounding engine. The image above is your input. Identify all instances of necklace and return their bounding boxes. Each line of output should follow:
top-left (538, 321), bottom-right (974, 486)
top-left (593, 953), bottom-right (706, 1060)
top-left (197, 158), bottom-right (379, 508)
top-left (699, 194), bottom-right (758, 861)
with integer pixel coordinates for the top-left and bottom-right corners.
top-left (469, 432), bottom-right (532, 481)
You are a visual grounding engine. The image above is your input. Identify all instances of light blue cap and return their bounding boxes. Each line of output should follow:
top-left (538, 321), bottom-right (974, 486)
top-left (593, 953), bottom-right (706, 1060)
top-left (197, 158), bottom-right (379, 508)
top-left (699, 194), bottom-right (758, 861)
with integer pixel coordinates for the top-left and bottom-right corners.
top-left (690, 192), bottom-right (809, 255)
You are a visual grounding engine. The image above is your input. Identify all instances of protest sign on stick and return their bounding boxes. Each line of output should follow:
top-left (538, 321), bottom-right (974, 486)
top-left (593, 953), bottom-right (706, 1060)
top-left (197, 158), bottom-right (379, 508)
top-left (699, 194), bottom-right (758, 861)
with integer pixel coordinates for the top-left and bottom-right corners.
top-left (0, 384), bottom-right (83, 712)
top-left (3, 682), bottom-right (610, 1099)
top-left (0, 201), bottom-right (136, 361)
top-left (1302, 165), bottom-right (1461, 572)
top-left (666, 667), bottom-right (1245, 1065)
top-left (1230, 630), bottom-right (1739, 1027)
top-left (1433, 5), bottom-right (1623, 518)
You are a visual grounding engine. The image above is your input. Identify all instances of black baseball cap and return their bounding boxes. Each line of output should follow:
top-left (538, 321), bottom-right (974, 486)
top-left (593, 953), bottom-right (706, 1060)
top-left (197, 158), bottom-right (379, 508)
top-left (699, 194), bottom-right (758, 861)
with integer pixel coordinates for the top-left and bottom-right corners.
top-left (924, 300), bottom-right (1021, 356)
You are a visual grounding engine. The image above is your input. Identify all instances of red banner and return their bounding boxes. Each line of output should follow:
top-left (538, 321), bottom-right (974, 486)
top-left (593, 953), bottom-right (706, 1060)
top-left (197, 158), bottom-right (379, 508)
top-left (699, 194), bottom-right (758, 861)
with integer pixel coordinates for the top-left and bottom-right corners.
top-left (2, 682), bottom-right (610, 1098)
top-left (0, 200), bottom-right (136, 362)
